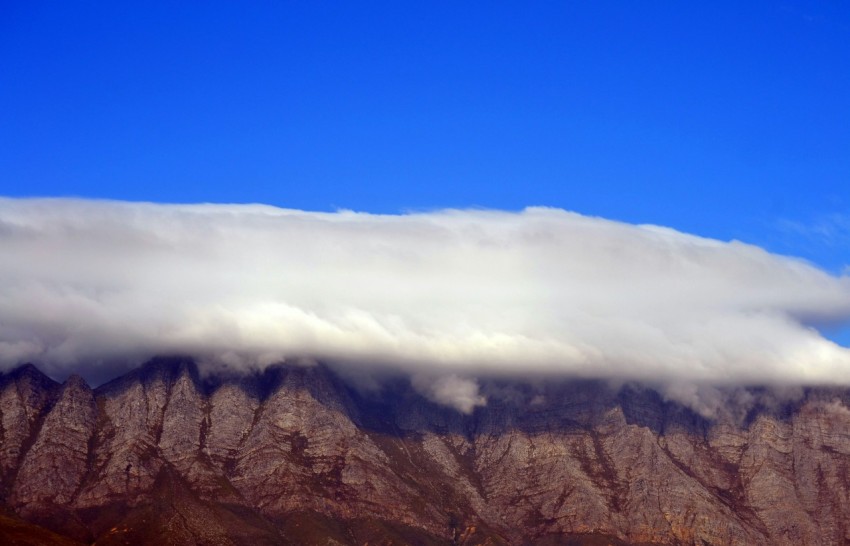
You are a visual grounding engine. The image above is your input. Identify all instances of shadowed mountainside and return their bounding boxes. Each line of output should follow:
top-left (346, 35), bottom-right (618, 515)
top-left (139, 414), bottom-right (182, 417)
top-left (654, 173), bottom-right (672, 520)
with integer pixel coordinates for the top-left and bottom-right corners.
top-left (2, 358), bottom-right (850, 545)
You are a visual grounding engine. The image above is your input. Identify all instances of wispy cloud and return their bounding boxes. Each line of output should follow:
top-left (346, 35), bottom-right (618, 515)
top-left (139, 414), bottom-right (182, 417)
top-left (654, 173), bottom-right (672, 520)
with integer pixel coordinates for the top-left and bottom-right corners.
top-left (2, 198), bottom-right (850, 413)
top-left (777, 212), bottom-right (850, 247)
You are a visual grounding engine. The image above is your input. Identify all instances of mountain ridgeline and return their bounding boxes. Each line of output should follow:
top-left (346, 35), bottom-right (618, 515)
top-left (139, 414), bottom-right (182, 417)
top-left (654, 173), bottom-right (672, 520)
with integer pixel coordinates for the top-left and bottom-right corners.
top-left (1, 358), bottom-right (850, 545)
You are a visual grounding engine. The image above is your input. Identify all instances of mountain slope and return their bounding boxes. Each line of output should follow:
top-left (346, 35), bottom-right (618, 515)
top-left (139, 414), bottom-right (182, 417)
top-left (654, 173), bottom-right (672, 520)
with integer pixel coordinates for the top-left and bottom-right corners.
top-left (2, 358), bottom-right (850, 545)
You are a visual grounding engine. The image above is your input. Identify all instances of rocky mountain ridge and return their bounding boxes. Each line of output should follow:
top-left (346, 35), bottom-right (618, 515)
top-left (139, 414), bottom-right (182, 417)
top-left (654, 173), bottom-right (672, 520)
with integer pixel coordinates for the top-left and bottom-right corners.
top-left (2, 358), bottom-right (850, 545)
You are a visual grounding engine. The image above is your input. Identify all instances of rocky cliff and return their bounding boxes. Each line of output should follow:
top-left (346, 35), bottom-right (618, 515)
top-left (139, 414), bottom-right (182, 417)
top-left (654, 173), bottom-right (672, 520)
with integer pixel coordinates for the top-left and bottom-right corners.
top-left (2, 358), bottom-right (850, 545)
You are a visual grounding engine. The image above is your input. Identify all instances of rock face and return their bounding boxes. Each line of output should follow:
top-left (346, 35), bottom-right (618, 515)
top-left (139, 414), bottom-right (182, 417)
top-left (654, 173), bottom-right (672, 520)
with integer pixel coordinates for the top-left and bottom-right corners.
top-left (2, 359), bottom-right (850, 545)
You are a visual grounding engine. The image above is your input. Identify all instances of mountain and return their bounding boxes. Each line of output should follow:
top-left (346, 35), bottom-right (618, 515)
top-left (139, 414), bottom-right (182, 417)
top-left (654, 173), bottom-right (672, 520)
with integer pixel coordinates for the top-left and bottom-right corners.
top-left (2, 358), bottom-right (850, 545)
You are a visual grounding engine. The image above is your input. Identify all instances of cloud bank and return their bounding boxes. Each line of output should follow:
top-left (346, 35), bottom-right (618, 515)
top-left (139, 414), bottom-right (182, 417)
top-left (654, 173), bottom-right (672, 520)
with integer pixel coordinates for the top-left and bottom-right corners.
top-left (2, 198), bottom-right (850, 412)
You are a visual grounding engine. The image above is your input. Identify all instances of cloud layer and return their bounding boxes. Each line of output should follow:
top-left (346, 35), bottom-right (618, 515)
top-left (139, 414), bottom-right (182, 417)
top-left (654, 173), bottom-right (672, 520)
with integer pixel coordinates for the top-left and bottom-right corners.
top-left (2, 198), bottom-right (850, 412)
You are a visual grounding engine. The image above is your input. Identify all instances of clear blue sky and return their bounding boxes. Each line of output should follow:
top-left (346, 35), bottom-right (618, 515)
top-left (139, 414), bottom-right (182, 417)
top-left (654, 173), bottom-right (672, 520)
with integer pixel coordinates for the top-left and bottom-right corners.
top-left (2, 1), bottom-right (849, 272)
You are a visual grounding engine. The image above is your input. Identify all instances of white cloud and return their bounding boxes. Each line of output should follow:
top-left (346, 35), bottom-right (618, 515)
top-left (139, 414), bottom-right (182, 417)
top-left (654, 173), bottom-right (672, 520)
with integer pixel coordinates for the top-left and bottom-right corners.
top-left (412, 374), bottom-right (486, 414)
top-left (779, 212), bottom-right (850, 246)
top-left (2, 198), bottom-right (850, 413)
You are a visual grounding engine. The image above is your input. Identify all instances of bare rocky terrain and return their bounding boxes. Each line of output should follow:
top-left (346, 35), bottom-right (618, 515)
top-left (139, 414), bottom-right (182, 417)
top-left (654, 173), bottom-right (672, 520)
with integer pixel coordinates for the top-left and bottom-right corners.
top-left (2, 357), bottom-right (850, 545)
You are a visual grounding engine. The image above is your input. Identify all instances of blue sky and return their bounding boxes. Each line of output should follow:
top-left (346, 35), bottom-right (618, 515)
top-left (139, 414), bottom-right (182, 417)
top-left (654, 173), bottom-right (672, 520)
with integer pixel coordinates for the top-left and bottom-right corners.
top-left (1, 1), bottom-right (848, 274)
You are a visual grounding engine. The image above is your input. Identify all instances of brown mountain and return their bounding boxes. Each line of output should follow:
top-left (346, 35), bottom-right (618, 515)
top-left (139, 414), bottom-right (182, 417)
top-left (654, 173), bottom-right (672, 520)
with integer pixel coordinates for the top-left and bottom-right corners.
top-left (1, 358), bottom-right (850, 545)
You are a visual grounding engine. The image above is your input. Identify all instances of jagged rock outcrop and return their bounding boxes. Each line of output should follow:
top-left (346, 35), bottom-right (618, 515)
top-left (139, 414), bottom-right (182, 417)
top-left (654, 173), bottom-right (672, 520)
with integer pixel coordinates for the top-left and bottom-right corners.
top-left (2, 358), bottom-right (850, 545)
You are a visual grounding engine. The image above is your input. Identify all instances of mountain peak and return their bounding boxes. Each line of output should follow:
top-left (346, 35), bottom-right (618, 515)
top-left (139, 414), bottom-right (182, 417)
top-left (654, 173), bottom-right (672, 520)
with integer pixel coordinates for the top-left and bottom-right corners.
top-left (2, 360), bottom-right (850, 545)
top-left (4, 362), bottom-right (55, 385)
